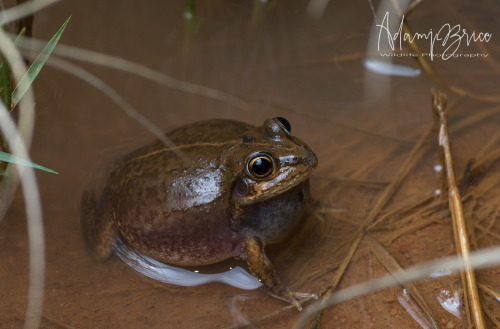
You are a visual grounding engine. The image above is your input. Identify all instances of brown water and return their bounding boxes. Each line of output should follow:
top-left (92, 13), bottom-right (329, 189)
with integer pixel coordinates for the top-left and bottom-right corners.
top-left (1, 0), bottom-right (500, 328)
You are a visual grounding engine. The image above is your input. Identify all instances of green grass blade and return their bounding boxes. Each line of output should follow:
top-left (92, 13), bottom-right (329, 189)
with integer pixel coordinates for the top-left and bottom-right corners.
top-left (11, 16), bottom-right (70, 107)
top-left (0, 151), bottom-right (58, 174)
top-left (0, 28), bottom-right (26, 108)
top-left (0, 52), bottom-right (12, 107)
top-left (14, 27), bottom-right (26, 45)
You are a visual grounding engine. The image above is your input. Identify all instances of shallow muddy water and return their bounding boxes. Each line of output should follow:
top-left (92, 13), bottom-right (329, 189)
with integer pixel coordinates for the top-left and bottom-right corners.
top-left (1, 0), bottom-right (500, 328)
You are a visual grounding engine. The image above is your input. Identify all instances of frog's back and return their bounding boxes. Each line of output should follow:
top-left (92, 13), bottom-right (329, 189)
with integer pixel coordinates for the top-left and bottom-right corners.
top-left (168, 119), bottom-right (255, 144)
top-left (122, 119), bottom-right (255, 162)
top-left (106, 119), bottom-right (255, 266)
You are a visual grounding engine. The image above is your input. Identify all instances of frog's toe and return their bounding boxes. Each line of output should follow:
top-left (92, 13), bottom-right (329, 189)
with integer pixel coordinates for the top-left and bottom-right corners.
top-left (290, 298), bottom-right (303, 311)
top-left (293, 292), bottom-right (318, 300)
top-left (289, 291), bottom-right (318, 311)
top-left (270, 289), bottom-right (317, 311)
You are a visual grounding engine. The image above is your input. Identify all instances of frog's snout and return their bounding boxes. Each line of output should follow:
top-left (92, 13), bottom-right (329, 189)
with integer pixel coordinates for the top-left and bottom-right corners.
top-left (302, 146), bottom-right (318, 172)
top-left (287, 136), bottom-right (317, 172)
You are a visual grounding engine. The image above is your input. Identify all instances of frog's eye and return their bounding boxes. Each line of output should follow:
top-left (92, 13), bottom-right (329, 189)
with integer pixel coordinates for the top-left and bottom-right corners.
top-left (272, 117), bottom-right (291, 134)
top-left (246, 153), bottom-right (275, 179)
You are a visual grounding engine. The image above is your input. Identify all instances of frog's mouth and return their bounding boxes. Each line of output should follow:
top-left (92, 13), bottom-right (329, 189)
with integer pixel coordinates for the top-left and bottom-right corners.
top-left (232, 160), bottom-right (315, 206)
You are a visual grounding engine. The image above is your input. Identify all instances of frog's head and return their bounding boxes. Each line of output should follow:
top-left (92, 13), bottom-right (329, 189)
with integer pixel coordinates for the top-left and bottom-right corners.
top-left (230, 117), bottom-right (317, 208)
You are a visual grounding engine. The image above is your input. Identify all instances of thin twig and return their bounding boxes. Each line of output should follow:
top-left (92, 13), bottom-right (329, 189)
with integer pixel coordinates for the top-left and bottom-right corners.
top-left (478, 284), bottom-right (500, 327)
top-left (305, 118), bottom-right (435, 328)
top-left (366, 235), bottom-right (438, 329)
top-left (432, 89), bottom-right (486, 329)
top-left (478, 283), bottom-right (500, 302)
top-left (292, 246), bottom-right (500, 329)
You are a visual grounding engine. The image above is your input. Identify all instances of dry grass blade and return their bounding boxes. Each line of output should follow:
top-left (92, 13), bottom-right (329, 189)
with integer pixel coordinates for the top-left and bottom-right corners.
top-left (299, 95), bottom-right (466, 328)
top-left (383, 217), bottom-right (439, 245)
top-left (15, 38), bottom-right (250, 111)
top-left (300, 89), bottom-right (452, 328)
top-left (0, 0), bottom-right (61, 25)
top-left (369, 195), bottom-right (434, 229)
top-left (216, 304), bottom-right (296, 329)
top-left (401, 18), bottom-right (500, 103)
top-left (252, 100), bottom-right (414, 145)
top-left (478, 283), bottom-right (500, 327)
top-left (0, 23), bottom-right (44, 329)
top-left (313, 174), bottom-right (389, 189)
top-left (482, 307), bottom-right (500, 328)
top-left (292, 246), bottom-right (500, 329)
top-left (432, 89), bottom-right (486, 329)
top-left (461, 131), bottom-right (500, 196)
top-left (475, 223), bottom-right (500, 241)
top-left (40, 56), bottom-right (188, 161)
top-left (478, 283), bottom-right (500, 302)
top-left (304, 122), bottom-right (435, 329)
top-left (452, 106), bottom-right (500, 133)
top-left (366, 235), bottom-right (438, 329)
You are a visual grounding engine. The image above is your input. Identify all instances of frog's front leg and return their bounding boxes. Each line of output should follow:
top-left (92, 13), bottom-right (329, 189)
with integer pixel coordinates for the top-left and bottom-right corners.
top-left (242, 235), bottom-right (317, 311)
top-left (80, 190), bottom-right (118, 261)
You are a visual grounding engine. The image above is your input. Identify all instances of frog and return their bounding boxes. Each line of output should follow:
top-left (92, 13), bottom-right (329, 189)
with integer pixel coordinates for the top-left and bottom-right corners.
top-left (81, 117), bottom-right (318, 310)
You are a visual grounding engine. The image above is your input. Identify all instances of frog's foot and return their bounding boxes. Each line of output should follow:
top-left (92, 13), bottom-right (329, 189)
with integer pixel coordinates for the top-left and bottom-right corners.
top-left (268, 287), bottom-right (318, 311)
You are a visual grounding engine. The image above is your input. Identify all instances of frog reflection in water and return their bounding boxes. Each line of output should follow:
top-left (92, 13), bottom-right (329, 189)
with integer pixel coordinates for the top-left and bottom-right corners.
top-left (81, 117), bottom-right (318, 309)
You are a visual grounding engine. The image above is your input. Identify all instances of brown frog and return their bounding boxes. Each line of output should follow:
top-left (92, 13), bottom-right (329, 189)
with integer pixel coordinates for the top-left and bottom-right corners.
top-left (81, 117), bottom-right (317, 309)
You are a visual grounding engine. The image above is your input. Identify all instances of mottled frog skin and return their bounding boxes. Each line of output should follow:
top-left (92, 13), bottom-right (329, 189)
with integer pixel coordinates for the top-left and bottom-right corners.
top-left (81, 117), bottom-right (317, 309)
